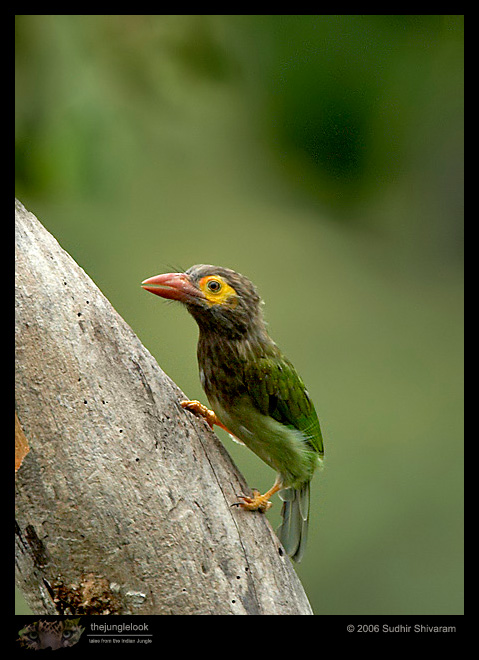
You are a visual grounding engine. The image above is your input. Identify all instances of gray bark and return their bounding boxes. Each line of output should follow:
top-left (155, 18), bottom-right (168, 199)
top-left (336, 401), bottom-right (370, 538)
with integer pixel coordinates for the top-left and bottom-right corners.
top-left (15, 199), bottom-right (313, 615)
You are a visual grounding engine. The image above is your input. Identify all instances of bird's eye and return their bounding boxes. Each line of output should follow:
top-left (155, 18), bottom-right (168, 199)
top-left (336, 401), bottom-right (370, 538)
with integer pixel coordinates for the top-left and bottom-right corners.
top-left (199, 275), bottom-right (237, 306)
top-left (206, 279), bottom-right (222, 293)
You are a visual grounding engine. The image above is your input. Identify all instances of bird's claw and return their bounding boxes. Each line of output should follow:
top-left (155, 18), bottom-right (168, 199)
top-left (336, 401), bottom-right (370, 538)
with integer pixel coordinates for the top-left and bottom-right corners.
top-left (181, 400), bottom-right (217, 428)
top-left (232, 489), bottom-right (273, 513)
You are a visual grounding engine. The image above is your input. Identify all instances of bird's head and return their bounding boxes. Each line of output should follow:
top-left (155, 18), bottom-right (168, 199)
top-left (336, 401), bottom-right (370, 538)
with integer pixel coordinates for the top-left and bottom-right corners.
top-left (142, 265), bottom-right (264, 338)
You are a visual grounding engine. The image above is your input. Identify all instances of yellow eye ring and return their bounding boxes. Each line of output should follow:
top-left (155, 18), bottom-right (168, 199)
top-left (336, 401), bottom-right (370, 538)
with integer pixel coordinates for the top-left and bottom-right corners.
top-left (199, 275), bottom-right (238, 307)
top-left (206, 278), bottom-right (222, 293)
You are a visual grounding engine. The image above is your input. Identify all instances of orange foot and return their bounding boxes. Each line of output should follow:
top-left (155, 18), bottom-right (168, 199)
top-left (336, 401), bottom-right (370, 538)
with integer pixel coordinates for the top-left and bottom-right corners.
top-left (232, 482), bottom-right (282, 513)
top-left (181, 400), bottom-right (231, 433)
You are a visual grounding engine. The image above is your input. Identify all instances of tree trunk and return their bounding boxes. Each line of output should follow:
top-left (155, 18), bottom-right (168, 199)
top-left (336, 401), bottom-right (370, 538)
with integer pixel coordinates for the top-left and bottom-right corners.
top-left (15, 199), bottom-right (313, 615)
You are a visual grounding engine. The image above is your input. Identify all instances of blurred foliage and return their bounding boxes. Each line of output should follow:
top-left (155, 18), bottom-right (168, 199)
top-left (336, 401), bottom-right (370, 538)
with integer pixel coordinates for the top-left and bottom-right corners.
top-left (15, 15), bottom-right (463, 615)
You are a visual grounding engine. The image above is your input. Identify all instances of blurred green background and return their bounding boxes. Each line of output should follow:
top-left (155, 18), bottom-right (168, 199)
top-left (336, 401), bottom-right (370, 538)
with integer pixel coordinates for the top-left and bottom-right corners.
top-left (15, 15), bottom-right (463, 615)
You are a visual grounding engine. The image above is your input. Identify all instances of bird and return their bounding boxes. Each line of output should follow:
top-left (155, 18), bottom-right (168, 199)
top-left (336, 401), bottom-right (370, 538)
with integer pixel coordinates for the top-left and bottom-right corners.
top-left (141, 264), bottom-right (324, 562)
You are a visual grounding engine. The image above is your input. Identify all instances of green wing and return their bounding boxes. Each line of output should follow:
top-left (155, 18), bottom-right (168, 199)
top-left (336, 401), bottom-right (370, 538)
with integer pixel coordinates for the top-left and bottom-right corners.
top-left (244, 355), bottom-right (324, 457)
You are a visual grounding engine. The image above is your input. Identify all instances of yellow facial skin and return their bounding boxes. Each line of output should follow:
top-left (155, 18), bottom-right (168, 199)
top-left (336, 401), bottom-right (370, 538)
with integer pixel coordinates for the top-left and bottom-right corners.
top-left (199, 275), bottom-right (238, 308)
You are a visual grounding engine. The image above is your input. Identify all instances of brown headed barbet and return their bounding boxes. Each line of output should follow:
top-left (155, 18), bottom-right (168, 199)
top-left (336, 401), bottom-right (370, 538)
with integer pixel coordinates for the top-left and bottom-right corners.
top-left (142, 265), bottom-right (324, 562)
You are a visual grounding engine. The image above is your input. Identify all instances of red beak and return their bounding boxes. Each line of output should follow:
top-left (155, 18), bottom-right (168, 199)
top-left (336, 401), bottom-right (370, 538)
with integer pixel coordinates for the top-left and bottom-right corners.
top-left (141, 272), bottom-right (204, 304)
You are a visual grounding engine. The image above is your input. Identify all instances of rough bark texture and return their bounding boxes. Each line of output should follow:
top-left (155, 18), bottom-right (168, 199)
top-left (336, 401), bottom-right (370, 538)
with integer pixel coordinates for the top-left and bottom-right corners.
top-left (15, 199), bottom-right (313, 615)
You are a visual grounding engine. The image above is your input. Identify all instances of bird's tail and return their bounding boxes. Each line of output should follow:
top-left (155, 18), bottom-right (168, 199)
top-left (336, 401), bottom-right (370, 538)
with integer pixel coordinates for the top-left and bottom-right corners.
top-left (277, 482), bottom-right (310, 563)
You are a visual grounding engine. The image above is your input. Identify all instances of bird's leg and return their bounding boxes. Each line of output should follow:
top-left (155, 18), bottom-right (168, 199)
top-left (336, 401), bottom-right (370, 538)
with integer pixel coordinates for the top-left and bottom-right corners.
top-left (233, 479), bottom-right (282, 513)
top-left (181, 400), bottom-right (232, 433)
top-left (182, 399), bottom-right (281, 512)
